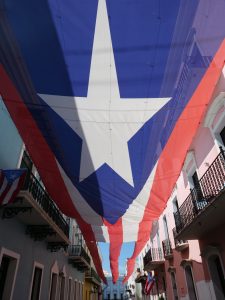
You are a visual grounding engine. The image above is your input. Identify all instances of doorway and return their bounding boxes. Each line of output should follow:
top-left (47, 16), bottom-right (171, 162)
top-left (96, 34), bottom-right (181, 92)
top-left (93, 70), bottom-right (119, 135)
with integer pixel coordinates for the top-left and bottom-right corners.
top-left (208, 254), bottom-right (225, 300)
top-left (184, 265), bottom-right (197, 300)
top-left (170, 272), bottom-right (178, 300)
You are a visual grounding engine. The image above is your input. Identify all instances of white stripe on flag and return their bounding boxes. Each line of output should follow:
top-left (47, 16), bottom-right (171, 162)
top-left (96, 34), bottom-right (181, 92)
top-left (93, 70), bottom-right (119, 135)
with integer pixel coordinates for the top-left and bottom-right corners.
top-left (56, 161), bottom-right (110, 242)
top-left (91, 224), bottom-right (109, 242)
top-left (2, 177), bottom-right (20, 205)
top-left (56, 161), bottom-right (104, 226)
top-left (122, 163), bottom-right (157, 242)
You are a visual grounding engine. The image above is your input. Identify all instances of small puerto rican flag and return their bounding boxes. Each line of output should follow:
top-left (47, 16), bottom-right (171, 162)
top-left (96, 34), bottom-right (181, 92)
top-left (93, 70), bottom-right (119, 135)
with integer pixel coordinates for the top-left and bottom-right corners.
top-left (0, 169), bottom-right (26, 205)
top-left (144, 272), bottom-right (155, 295)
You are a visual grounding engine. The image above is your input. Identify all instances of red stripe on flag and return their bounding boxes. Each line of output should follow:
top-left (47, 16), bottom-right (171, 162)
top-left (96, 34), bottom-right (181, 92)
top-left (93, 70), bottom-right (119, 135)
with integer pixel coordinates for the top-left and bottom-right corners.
top-left (0, 65), bottom-right (107, 284)
top-left (124, 39), bottom-right (225, 283)
top-left (104, 218), bottom-right (123, 283)
top-left (145, 277), bottom-right (154, 295)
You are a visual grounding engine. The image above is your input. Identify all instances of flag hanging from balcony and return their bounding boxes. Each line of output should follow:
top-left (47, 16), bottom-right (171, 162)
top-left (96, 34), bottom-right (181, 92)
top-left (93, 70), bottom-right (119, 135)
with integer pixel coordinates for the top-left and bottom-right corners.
top-left (144, 272), bottom-right (155, 296)
top-left (0, 0), bottom-right (225, 283)
top-left (0, 169), bottom-right (26, 206)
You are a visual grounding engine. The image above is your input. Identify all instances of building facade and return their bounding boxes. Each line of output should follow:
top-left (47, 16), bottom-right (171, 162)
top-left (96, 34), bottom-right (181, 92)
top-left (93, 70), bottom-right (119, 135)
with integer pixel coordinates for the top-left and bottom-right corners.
top-left (0, 97), bottom-right (102, 299)
top-left (132, 60), bottom-right (225, 299)
top-left (103, 276), bottom-right (127, 300)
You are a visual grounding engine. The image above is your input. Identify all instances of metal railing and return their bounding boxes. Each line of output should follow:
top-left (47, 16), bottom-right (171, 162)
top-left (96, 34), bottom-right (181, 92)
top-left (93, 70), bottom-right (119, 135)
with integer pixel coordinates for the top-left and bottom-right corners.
top-left (68, 245), bottom-right (91, 265)
top-left (86, 268), bottom-right (101, 283)
top-left (22, 171), bottom-right (69, 237)
top-left (172, 227), bottom-right (188, 248)
top-left (174, 148), bottom-right (225, 236)
top-left (162, 239), bottom-right (173, 257)
top-left (143, 247), bottom-right (163, 267)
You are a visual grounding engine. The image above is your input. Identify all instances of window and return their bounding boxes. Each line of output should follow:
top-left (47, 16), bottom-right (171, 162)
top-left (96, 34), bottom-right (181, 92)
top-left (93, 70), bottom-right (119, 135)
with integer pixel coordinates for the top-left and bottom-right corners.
top-left (0, 249), bottom-right (20, 300)
top-left (49, 274), bottom-right (58, 300)
top-left (184, 265), bottom-right (197, 300)
top-left (30, 265), bottom-right (43, 300)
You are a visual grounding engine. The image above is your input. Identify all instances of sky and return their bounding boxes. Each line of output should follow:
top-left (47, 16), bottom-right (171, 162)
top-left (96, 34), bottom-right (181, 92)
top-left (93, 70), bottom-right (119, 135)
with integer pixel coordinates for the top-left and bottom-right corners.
top-left (99, 241), bottom-right (135, 276)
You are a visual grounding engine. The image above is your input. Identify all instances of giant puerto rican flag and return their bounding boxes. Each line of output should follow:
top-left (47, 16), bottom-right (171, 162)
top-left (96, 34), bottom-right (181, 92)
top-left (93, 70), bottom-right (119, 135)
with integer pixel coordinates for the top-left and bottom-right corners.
top-left (0, 0), bottom-right (225, 283)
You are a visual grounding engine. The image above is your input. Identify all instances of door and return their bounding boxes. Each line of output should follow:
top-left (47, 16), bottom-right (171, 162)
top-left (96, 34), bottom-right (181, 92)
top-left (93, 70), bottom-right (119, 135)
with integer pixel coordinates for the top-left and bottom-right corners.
top-left (191, 171), bottom-right (203, 203)
top-left (170, 272), bottom-right (178, 300)
top-left (208, 255), bottom-right (225, 300)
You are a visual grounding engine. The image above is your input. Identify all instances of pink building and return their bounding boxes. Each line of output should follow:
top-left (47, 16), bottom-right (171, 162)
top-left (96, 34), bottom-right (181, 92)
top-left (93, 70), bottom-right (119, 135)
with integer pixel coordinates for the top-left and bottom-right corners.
top-left (135, 65), bottom-right (225, 299)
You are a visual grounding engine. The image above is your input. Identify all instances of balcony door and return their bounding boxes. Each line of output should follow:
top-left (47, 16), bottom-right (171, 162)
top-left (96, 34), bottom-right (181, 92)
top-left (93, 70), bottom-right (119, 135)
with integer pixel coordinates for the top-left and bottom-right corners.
top-left (191, 171), bottom-right (203, 203)
top-left (49, 273), bottom-right (58, 300)
top-left (173, 198), bottom-right (182, 231)
top-left (30, 266), bottom-right (43, 300)
top-left (220, 126), bottom-right (225, 146)
top-left (163, 216), bottom-right (169, 240)
top-left (208, 254), bottom-right (225, 300)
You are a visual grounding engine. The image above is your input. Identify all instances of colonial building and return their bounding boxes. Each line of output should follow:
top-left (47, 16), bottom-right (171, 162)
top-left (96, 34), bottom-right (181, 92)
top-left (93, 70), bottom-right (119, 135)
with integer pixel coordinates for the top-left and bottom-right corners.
top-left (0, 97), bottom-right (102, 299)
top-left (103, 276), bottom-right (127, 300)
top-left (132, 64), bottom-right (225, 299)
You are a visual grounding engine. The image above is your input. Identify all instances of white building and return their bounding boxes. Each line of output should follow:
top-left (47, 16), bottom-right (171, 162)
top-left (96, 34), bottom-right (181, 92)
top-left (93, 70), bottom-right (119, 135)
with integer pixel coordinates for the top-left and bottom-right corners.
top-left (103, 276), bottom-right (127, 300)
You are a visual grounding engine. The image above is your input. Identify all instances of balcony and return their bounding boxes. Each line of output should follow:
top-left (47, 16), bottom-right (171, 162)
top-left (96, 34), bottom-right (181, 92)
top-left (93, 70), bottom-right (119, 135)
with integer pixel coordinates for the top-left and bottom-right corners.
top-left (68, 245), bottom-right (91, 272)
top-left (1, 171), bottom-right (70, 249)
top-left (162, 239), bottom-right (173, 259)
top-left (143, 248), bottom-right (164, 271)
top-left (174, 148), bottom-right (225, 240)
top-left (85, 267), bottom-right (101, 285)
top-left (172, 228), bottom-right (189, 252)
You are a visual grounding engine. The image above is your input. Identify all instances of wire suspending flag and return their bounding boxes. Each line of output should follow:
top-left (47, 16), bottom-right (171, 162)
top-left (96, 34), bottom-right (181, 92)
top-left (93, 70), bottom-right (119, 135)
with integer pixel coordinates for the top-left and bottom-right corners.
top-left (0, 0), bottom-right (225, 282)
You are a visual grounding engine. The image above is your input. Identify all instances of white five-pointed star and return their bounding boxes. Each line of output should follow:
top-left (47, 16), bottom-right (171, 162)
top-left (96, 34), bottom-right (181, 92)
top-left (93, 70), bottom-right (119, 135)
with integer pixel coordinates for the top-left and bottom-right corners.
top-left (39, 0), bottom-right (170, 186)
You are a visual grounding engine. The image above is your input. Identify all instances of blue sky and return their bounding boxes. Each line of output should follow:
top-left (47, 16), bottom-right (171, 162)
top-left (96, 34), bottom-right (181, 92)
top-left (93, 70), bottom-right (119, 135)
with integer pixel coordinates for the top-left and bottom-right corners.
top-left (99, 242), bottom-right (135, 276)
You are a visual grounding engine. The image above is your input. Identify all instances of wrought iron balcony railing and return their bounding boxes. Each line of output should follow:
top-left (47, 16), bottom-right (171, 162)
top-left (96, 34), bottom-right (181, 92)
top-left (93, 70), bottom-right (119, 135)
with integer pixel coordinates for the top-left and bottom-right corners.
top-left (68, 245), bottom-right (91, 266)
top-left (86, 267), bottom-right (101, 284)
top-left (22, 171), bottom-right (69, 237)
top-left (174, 147), bottom-right (225, 236)
top-left (143, 247), bottom-right (164, 267)
top-left (162, 239), bottom-right (173, 258)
